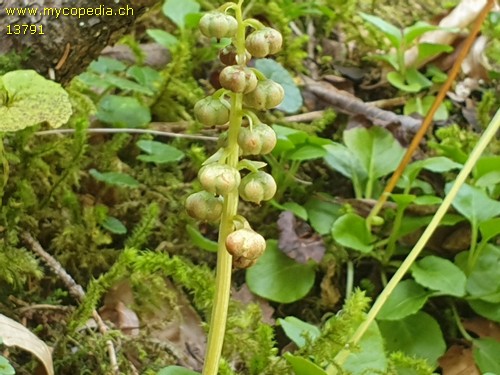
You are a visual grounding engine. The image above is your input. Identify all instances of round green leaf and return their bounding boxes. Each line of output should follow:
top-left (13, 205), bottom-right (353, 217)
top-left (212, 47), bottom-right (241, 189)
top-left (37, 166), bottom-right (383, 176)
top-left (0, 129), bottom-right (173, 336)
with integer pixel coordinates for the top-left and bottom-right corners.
top-left (331, 213), bottom-right (373, 253)
top-left (97, 95), bottom-right (151, 128)
top-left (377, 280), bottom-right (431, 320)
top-left (473, 338), bottom-right (500, 375)
top-left (255, 58), bottom-right (303, 114)
top-left (411, 256), bottom-right (466, 296)
top-left (378, 311), bottom-right (446, 366)
top-left (0, 70), bottom-right (72, 132)
top-left (246, 240), bottom-right (316, 303)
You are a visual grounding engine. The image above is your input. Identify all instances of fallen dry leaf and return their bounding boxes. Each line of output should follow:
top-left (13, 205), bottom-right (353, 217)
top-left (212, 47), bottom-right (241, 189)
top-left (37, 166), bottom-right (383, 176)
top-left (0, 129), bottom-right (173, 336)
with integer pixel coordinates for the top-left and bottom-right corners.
top-left (439, 344), bottom-right (480, 375)
top-left (463, 317), bottom-right (500, 341)
top-left (320, 261), bottom-right (341, 309)
top-left (277, 211), bottom-right (326, 264)
top-left (0, 313), bottom-right (54, 375)
top-left (140, 279), bottom-right (206, 371)
top-left (232, 284), bottom-right (275, 325)
top-left (100, 280), bottom-right (140, 336)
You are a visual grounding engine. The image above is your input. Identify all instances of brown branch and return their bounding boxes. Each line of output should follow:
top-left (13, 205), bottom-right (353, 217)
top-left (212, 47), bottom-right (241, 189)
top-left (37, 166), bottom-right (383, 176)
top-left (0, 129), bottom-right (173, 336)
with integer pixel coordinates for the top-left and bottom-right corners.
top-left (21, 232), bottom-right (120, 375)
top-left (304, 79), bottom-right (422, 133)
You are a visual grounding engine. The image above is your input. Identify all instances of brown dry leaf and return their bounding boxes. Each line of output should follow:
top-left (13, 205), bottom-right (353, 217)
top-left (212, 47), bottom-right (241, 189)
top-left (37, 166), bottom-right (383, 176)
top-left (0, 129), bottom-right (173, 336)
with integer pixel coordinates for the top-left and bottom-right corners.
top-left (463, 317), bottom-right (500, 341)
top-left (0, 313), bottom-right (54, 375)
top-left (232, 284), bottom-right (275, 325)
top-left (277, 211), bottom-right (325, 264)
top-left (141, 279), bottom-right (206, 371)
top-left (439, 344), bottom-right (480, 375)
top-left (100, 280), bottom-right (140, 336)
top-left (320, 261), bottom-right (341, 309)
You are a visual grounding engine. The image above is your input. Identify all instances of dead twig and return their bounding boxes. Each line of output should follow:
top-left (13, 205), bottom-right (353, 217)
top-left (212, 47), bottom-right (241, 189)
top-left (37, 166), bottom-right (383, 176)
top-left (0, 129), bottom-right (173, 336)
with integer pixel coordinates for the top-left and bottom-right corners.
top-left (21, 232), bottom-right (120, 375)
top-left (36, 127), bottom-right (218, 142)
top-left (305, 79), bottom-right (422, 133)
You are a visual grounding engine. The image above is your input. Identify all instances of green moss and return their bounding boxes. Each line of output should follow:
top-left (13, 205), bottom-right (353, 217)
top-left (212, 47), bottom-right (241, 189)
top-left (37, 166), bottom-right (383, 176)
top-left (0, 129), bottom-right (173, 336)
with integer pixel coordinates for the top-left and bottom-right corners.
top-left (0, 51), bottom-right (29, 75)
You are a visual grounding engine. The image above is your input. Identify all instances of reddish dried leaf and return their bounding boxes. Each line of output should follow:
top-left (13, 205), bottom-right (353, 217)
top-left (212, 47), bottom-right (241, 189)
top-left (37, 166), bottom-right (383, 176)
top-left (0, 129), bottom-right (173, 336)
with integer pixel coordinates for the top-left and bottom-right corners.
top-left (463, 318), bottom-right (500, 341)
top-left (232, 284), bottom-right (275, 324)
top-left (439, 345), bottom-right (480, 375)
top-left (277, 211), bottom-right (325, 264)
top-left (100, 280), bottom-right (140, 336)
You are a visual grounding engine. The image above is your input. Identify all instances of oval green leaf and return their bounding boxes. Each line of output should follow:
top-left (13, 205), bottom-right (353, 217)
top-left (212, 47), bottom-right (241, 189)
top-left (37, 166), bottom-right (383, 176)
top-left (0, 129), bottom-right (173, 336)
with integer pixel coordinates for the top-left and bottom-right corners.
top-left (411, 256), bottom-right (466, 296)
top-left (136, 140), bottom-right (185, 164)
top-left (473, 338), bottom-right (500, 375)
top-left (246, 240), bottom-right (316, 303)
top-left (89, 169), bottom-right (140, 188)
top-left (377, 280), bottom-right (431, 320)
top-left (278, 316), bottom-right (321, 348)
top-left (97, 95), bottom-right (151, 128)
top-left (331, 213), bottom-right (373, 253)
top-left (101, 216), bottom-right (127, 235)
top-left (378, 311), bottom-right (446, 366)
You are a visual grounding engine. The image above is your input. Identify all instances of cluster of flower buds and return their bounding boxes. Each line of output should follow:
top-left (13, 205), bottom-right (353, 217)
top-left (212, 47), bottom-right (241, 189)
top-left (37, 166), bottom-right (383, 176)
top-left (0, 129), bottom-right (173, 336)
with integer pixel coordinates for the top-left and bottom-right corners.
top-left (186, 4), bottom-right (284, 268)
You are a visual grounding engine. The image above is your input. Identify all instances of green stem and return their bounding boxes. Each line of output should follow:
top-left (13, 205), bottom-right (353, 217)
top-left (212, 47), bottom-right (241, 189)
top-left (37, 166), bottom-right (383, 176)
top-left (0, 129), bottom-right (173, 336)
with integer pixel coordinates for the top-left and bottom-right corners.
top-left (330, 107), bottom-right (500, 372)
top-left (467, 222), bottom-right (479, 272)
top-left (451, 302), bottom-right (474, 341)
top-left (202, 2), bottom-right (245, 374)
top-left (345, 260), bottom-right (354, 299)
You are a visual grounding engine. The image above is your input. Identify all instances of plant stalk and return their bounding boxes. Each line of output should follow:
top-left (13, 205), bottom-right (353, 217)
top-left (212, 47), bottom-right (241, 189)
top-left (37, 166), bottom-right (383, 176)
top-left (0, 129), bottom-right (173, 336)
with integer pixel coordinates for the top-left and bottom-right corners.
top-left (330, 107), bottom-right (500, 372)
top-left (202, 2), bottom-right (245, 374)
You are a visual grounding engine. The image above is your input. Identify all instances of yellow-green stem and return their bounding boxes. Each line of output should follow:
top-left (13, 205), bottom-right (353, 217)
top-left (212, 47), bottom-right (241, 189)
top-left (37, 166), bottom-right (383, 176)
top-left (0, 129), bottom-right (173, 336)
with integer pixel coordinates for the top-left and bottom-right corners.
top-left (329, 107), bottom-right (500, 373)
top-left (202, 2), bottom-right (245, 374)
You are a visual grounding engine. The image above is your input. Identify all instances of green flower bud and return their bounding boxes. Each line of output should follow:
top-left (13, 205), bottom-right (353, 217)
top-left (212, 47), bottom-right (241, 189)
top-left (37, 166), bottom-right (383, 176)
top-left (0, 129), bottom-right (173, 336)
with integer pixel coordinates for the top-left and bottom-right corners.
top-left (239, 171), bottom-right (276, 204)
top-left (243, 79), bottom-right (284, 110)
top-left (225, 228), bottom-right (266, 260)
top-left (245, 27), bottom-right (283, 58)
top-left (219, 66), bottom-right (258, 94)
top-left (194, 97), bottom-right (230, 126)
top-left (198, 163), bottom-right (241, 195)
top-left (185, 191), bottom-right (223, 222)
top-left (238, 123), bottom-right (276, 155)
top-left (199, 12), bottom-right (238, 39)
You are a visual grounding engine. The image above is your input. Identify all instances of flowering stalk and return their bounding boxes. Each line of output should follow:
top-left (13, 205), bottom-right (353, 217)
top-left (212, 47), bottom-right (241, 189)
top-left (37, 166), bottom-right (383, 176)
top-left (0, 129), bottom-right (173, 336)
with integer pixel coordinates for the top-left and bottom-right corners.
top-left (185, 1), bottom-right (284, 373)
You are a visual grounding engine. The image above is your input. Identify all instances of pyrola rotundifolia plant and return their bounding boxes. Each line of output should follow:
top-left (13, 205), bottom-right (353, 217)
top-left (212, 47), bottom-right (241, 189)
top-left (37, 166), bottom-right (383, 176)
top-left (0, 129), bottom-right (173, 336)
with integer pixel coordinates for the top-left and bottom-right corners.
top-left (185, 0), bottom-right (283, 373)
